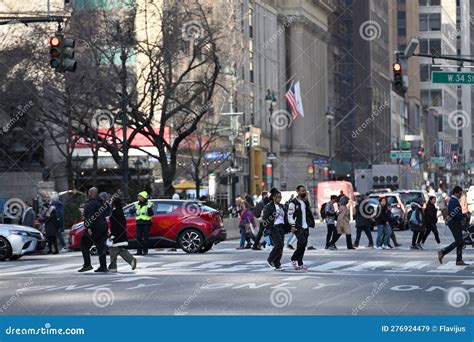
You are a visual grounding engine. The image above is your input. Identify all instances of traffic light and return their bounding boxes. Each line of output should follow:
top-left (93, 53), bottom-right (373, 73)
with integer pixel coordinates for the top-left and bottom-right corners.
top-left (244, 137), bottom-right (250, 147)
top-left (453, 153), bottom-right (458, 162)
top-left (417, 147), bottom-right (424, 158)
top-left (393, 62), bottom-right (404, 95)
top-left (50, 34), bottom-right (61, 70)
top-left (49, 33), bottom-right (76, 73)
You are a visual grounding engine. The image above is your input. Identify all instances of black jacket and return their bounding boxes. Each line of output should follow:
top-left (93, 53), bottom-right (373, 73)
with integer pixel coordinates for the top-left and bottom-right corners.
top-left (44, 208), bottom-right (59, 237)
top-left (375, 205), bottom-right (391, 225)
top-left (355, 203), bottom-right (373, 227)
top-left (110, 207), bottom-right (129, 247)
top-left (424, 202), bottom-right (438, 226)
top-left (84, 197), bottom-right (108, 238)
top-left (288, 197), bottom-right (315, 228)
top-left (261, 202), bottom-right (286, 230)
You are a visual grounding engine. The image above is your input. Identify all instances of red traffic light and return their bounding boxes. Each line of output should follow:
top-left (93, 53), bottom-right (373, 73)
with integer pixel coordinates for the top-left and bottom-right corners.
top-left (393, 63), bottom-right (402, 72)
top-left (50, 36), bottom-right (60, 47)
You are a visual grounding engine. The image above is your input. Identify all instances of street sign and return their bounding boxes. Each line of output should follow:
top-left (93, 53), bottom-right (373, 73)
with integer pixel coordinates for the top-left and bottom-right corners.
top-left (432, 71), bottom-right (474, 84)
top-left (267, 153), bottom-right (277, 161)
top-left (204, 151), bottom-right (230, 160)
top-left (390, 150), bottom-right (411, 159)
top-left (431, 157), bottom-right (447, 164)
top-left (312, 158), bottom-right (329, 165)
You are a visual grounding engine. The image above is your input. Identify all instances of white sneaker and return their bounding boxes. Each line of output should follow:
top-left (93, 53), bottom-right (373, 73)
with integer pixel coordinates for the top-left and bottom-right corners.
top-left (291, 260), bottom-right (299, 270)
top-left (375, 246), bottom-right (383, 250)
top-left (274, 266), bottom-right (285, 272)
top-left (381, 245), bottom-right (388, 249)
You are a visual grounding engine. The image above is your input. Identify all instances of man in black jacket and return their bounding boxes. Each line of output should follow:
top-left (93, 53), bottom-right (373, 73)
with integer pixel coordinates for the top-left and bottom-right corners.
top-left (354, 195), bottom-right (374, 248)
top-left (252, 191), bottom-right (270, 250)
top-left (438, 186), bottom-right (469, 266)
top-left (287, 185), bottom-right (315, 270)
top-left (78, 187), bottom-right (109, 273)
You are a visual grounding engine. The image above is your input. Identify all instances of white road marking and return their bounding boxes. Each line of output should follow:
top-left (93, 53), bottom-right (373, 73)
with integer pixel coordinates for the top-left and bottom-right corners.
top-left (308, 261), bottom-right (356, 271)
top-left (345, 261), bottom-right (391, 271)
top-left (428, 261), bottom-right (468, 273)
top-left (385, 261), bottom-right (431, 272)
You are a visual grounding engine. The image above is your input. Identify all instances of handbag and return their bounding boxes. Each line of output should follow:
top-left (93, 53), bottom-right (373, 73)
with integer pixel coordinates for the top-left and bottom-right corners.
top-left (106, 236), bottom-right (115, 247)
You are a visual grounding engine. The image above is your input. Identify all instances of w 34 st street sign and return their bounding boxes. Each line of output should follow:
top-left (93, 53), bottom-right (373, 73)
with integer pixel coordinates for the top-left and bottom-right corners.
top-left (432, 71), bottom-right (474, 84)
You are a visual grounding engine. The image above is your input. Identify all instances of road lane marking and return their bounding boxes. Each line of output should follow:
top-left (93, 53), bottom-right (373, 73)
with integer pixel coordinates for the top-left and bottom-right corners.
top-left (385, 261), bottom-right (431, 272)
top-left (428, 261), bottom-right (469, 273)
top-left (308, 261), bottom-right (356, 271)
top-left (345, 261), bottom-right (391, 271)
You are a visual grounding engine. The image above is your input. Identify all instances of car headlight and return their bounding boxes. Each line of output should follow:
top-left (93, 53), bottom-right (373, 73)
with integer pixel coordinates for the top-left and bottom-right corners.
top-left (9, 230), bottom-right (29, 236)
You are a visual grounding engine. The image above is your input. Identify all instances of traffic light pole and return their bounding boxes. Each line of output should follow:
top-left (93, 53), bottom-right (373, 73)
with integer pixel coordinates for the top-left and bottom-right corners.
top-left (0, 16), bottom-right (66, 26)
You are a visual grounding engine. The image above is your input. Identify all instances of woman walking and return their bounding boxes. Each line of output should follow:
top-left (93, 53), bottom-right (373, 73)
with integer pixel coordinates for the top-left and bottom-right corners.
top-left (422, 196), bottom-right (441, 248)
top-left (409, 200), bottom-right (424, 250)
top-left (262, 188), bottom-right (286, 271)
top-left (44, 204), bottom-right (59, 254)
top-left (375, 197), bottom-right (392, 249)
top-left (108, 197), bottom-right (137, 272)
top-left (329, 196), bottom-right (354, 249)
top-left (236, 198), bottom-right (257, 250)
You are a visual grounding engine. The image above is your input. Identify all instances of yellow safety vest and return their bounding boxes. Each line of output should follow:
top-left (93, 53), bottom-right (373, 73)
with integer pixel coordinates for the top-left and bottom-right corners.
top-left (135, 202), bottom-right (153, 221)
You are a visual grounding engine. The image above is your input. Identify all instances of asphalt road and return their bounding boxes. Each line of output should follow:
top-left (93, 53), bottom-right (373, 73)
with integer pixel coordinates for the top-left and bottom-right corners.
top-left (0, 223), bottom-right (473, 315)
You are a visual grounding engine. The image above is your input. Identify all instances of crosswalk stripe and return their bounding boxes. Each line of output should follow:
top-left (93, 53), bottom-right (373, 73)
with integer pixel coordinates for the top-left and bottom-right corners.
top-left (162, 261), bottom-right (201, 267)
top-left (195, 261), bottom-right (239, 269)
top-left (428, 261), bottom-right (468, 273)
top-left (32, 263), bottom-right (79, 273)
top-left (385, 261), bottom-right (431, 272)
top-left (0, 264), bottom-right (50, 274)
top-left (345, 261), bottom-right (391, 271)
top-left (309, 261), bottom-right (356, 271)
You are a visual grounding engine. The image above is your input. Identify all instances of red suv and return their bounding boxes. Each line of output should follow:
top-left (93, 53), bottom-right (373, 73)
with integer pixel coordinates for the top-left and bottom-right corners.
top-left (69, 200), bottom-right (226, 253)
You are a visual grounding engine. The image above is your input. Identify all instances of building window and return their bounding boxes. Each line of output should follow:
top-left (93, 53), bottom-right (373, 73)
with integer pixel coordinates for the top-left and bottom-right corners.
top-left (437, 116), bottom-right (443, 132)
top-left (420, 64), bottom-right (430, 82)
top-left (248, 7), bottom-right (253, 38)
top-left (419, 13), bottom-right (441, 31)
top-left (74, 0), bottom-right (135, 10)
top-left (419, 39), bottom-right (428, 53)
top-left (421, 89), bottom-right (443, 107)
top-left (397, 11), bottom-right (406, 37)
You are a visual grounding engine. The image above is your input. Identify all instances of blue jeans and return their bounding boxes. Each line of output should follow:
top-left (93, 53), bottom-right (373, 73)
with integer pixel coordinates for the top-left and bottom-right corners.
top-left (376, 224), bottom-right (391, 247)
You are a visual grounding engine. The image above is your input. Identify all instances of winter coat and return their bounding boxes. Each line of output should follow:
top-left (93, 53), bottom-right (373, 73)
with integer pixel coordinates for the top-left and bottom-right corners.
top-left (375, 204), bottom-right (391, 226)
top-left (336, 205), bottom-right (351, 235)
top-left (424, 202), bottom-right (438, 226)
top-left (109, 207), bottom-right (129, 247)
top-left (44, 206), bottom-right (59, 237)
top-left (355, 203), bottom-right (373, 227)
top-left (239, 207), bottom-right (256, 228)
top-left (21, 207), bottom-right (36, 228)
top-left (83, 197), bottom-right (108, 239)
top-left (408, 202), bottom-right (424, 232)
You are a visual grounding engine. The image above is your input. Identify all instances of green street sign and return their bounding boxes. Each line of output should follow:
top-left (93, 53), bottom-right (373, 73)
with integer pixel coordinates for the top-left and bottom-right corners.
top-left (431, 157), bottom-right (447, 164)
top-left (390, 151), bottom-right (411, 159)
top-left (432, 71), bottom-right (474, 84)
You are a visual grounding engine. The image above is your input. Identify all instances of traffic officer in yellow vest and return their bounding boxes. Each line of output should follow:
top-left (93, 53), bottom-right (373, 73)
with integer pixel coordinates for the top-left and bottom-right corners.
top-left (130, 191), bottom-right (154, 255)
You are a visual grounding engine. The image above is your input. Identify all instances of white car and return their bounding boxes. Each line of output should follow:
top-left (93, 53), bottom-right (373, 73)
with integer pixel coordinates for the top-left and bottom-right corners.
top-left (0, 224), bottom-right (45, 261)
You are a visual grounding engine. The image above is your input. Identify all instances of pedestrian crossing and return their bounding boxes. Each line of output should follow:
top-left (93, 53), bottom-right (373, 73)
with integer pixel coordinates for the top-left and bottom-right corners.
top-left (0, 258), bottom-right (472, 276)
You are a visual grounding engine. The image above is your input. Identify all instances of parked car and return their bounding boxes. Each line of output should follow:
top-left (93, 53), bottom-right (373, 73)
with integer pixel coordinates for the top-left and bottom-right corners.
top-left (395, 190), bottom-right (429, 209)
top-left (69, 199), bottom-right (226, 253)
top-left (369, 188), bottom-right (392, 194)
top-left (368, 193), bottom-right (406, 230)
top-left (0, 224), bottom-right (45, 261)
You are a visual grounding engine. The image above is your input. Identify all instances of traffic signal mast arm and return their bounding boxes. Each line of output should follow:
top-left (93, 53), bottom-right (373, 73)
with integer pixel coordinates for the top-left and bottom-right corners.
top-left (0, 16), bottom-right (66, 26)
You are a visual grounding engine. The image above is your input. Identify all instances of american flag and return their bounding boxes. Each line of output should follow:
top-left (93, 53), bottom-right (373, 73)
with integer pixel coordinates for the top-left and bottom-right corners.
top-left (443, 141), bottom-right (451, 157)
top-left (285, 81), bottom-right (299, 120)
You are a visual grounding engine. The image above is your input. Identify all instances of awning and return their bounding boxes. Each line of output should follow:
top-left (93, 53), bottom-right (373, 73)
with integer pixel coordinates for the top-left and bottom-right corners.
top-left (174, 181), bottom-right (201, 190)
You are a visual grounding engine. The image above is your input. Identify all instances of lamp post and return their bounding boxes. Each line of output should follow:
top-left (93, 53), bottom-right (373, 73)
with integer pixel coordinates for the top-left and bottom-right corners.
top-left (326, 108), bottom-right (335, 162)
top-left (266, 89), bottom-right (277, 188)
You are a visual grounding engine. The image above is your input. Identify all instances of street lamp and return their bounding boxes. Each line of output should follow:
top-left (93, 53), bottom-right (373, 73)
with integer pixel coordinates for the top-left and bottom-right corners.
top-left (326, 108), bottom-right (335, 162)
top-left (266, 89), bottom-right (277, 188)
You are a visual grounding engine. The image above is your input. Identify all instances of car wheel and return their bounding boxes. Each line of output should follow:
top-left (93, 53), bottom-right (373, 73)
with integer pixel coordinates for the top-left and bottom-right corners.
top-left (0, 237), bottom-right (13, 261)
top-left (9, 255), bottom-right (22, 261)
top-left (198, 243), bottom-right (213, 253)
top-left (178, 229), bottom-right (204, 253)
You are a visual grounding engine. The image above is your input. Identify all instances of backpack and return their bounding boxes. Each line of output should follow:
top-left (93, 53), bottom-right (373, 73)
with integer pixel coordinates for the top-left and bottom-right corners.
top-left (320, 202), bottom-right (328, 220)
top-left (409, 209), bottom-right (421, 226)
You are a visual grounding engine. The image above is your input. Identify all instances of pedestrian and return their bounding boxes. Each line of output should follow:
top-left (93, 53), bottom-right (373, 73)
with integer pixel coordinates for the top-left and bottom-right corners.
top-left (44, 204), bottom-right (59, 254)
top-left (353, 195), bottom-right (374, 248)
top-left (108, 197), bottom-right (137, 272)
top-left (51, 195), bottom-right (67, 251)
top-left (252, 191), bottom-right (270, 250)
top-left (99, 192), bottom-right (112, 217)
top-left (78, 187), bottom-right (109, 273)
top-left (236, 198), bottom-right (257, 250)
top-left (328, 196), bottom-right (354, 250)
top-left (438, 186), bottom-right (470, 266)
top-left (375, 197), bottom-right (392, 249)
top-left (130, 191), bottom-right (154, 255)
top-left (262, 188), bottom-right (286, 271)
top-left (408, 200), bottom-right (424, 250)
top-left (172, 193), bottom-right (180, 200)
top-left (287, 185), bottom-right (315, 271)
top-left (421, 196), bottom-right (441, 248)
top-left (20, 201), bottom-right (36, 228)
top-left (323, 195), bottom-right (338, 249)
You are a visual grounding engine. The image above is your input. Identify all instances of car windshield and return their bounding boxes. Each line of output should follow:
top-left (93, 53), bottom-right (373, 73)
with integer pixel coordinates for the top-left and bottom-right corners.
top-left (398, 192), bottom-right (423, 204)
top-left (369, 196), bottom-right (398, 205)
top-left (182, 202), bottom-right (217, 212)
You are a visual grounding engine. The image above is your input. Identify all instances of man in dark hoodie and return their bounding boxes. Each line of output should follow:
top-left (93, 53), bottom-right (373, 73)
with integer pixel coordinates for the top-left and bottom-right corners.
top-left (438, 186), bottom-right (469, 266)
top-left (78, 187), bottom-right (108, 273)
top-left (422, 196), bottom-right (441, 248)
top-left (354, 195), bottom-right (374, 248)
